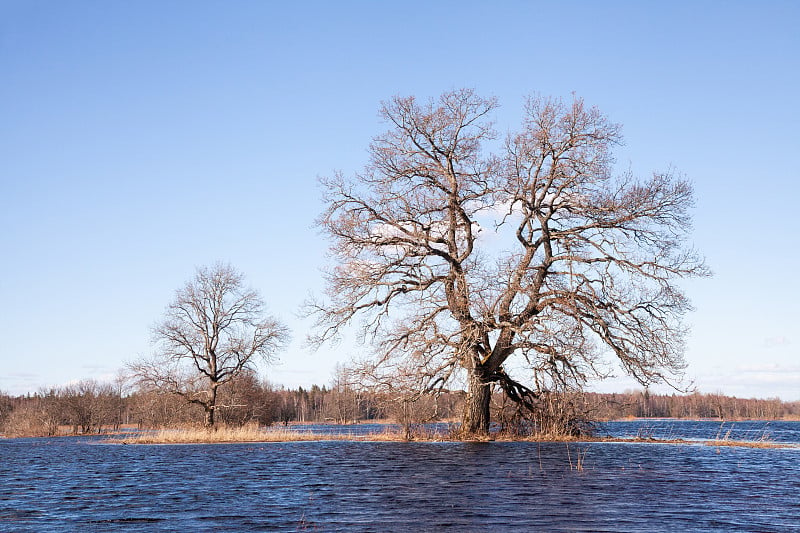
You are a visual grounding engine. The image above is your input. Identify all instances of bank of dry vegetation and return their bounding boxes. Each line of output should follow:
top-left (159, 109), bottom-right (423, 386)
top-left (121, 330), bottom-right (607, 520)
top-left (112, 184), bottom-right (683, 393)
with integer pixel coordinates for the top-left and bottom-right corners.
top-left (112, 424), bottom-right (793, 449)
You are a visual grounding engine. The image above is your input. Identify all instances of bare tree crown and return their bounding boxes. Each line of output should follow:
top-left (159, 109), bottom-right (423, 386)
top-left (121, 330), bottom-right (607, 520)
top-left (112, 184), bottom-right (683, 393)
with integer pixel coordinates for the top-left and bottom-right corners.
top-left (154, 264), bottom-right (286, 378)
top-left (132, 262), bottom-right (289, 426)
top-left (311, 89), bottom-right (708, 418)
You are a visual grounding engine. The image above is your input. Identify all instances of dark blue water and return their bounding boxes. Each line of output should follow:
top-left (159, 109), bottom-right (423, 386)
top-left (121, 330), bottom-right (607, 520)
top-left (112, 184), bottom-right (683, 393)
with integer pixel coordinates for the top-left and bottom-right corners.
top-left (2, 422), bottom-right (799, 532)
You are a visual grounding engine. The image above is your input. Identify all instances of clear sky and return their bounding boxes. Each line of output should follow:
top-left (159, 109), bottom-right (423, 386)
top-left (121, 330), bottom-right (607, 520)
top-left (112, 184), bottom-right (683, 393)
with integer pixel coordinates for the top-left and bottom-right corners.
top-left (1, 1), bottom-right (798, 400)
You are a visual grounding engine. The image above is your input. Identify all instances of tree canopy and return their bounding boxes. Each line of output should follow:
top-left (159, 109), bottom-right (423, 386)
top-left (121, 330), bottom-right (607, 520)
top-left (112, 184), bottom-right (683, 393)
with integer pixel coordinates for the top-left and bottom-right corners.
top-left (131, 263), bottom-right (289, 427)
top-left (311, 89), bottom-right (709, 435)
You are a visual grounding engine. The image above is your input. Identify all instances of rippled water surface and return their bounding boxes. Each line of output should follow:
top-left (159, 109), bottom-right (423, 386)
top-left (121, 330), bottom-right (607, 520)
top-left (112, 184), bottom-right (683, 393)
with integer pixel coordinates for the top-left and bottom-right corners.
top-left (2, 422), bottom-right (799, 532)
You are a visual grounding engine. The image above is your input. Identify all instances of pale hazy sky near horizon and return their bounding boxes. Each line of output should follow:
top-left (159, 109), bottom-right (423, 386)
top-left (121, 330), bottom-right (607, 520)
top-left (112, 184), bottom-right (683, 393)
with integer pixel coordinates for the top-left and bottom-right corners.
top-left (2, 1), bottom-right (798, 400)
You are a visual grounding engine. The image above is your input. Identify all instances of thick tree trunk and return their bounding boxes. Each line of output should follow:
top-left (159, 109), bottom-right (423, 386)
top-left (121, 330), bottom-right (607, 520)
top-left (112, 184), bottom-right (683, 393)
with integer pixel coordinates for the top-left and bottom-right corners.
top-left (204, 384), bottom-right (218, 427)
top-left (461, 371), bottom-right (491, 437)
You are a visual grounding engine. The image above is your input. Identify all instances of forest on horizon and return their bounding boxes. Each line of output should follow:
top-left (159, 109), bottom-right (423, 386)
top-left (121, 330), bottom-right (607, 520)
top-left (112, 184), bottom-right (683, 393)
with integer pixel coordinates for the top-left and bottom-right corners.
top-left (2, 373), bottom-right (798, 438)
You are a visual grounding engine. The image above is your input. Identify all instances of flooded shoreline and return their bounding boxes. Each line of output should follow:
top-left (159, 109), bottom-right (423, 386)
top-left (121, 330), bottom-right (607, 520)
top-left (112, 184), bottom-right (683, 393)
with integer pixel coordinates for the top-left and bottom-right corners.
top-left (4, 419), bottom-right (799, 449)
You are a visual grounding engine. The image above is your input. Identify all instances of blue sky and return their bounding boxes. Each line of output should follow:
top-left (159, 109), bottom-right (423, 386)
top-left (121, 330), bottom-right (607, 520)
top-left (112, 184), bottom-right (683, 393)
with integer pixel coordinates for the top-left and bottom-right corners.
top-left (1, 1), bottom-right (798, 400)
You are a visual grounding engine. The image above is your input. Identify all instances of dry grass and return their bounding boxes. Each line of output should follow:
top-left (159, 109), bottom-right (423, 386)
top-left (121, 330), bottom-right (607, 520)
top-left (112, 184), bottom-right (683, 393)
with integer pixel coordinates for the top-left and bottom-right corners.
top-left (114, 425), bottom-right (417, 444)
top-left (118, 426), bottom-right (337, 444)
top-left (705, 439), bottom-right (787, 449)
top-left (111, 424), bottom-right (794, 448)
top-left (603, 436), bottom-right (792, 449)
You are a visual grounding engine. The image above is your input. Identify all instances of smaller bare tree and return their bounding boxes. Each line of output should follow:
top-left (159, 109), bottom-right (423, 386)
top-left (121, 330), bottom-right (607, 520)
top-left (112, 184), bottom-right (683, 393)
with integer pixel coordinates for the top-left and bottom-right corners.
top-left (130, 263), bottom-right (289, 427)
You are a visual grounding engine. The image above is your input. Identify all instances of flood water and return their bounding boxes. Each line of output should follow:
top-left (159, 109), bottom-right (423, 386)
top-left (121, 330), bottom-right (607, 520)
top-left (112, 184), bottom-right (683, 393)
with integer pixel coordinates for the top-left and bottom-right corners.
top-left (2, 422), bottom-right (799, 532)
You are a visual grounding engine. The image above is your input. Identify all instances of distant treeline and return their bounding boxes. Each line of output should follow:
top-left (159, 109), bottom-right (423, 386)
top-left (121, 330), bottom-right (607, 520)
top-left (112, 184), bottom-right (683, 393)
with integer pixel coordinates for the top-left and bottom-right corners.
top-left (582, 390), bottom-right (797, 420)
top-left (1, 374), bottom-right (798, 437)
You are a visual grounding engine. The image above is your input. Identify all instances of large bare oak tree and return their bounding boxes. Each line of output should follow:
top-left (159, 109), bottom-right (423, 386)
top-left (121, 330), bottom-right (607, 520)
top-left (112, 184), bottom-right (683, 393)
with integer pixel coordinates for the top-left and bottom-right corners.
top-left (310, 89), bottom-right (708, 436)
top-left (131, 263), bottom-right (289, 427)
